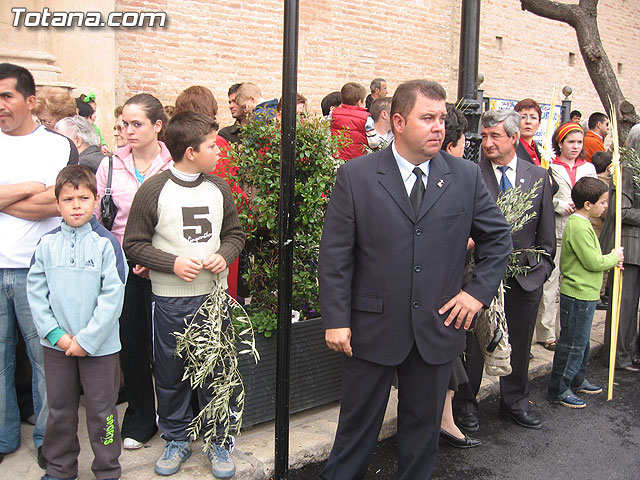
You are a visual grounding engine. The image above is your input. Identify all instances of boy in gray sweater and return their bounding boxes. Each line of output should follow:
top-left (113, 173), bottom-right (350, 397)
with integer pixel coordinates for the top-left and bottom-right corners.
top-left (124, 112), bottom-right (244, 479)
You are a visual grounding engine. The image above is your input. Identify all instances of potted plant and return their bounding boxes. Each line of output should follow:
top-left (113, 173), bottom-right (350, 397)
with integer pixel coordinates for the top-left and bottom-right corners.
top-left (225, 115), bottom-right (347, 426)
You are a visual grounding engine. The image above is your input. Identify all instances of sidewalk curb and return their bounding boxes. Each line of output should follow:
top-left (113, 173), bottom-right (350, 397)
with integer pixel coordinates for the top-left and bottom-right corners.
top-left (6, 312), bottom-right (607, 479)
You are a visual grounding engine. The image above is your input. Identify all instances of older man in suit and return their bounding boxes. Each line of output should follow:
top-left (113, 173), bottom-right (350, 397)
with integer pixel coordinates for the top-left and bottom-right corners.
top-left (317, 80), bottom-right (512, 480)
top-left (453, 109), bottom-right (556, 432)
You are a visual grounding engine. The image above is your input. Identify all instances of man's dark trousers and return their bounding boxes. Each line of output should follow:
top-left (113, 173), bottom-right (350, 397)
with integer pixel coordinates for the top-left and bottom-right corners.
top-left (320, 345), bottom-right (453, 480)
top-left (455, 279), bottom-right (543, 415)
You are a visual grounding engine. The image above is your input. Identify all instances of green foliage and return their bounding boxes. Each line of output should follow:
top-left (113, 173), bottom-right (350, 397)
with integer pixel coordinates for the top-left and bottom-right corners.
top-left (495, 178), bottom-right (548, 279)
top-left (621, 147), bottom-right (640, 193)
top-left (225, 115), bottom-right (344, 335)
top-left (173, 284), bottom-right (259, 453)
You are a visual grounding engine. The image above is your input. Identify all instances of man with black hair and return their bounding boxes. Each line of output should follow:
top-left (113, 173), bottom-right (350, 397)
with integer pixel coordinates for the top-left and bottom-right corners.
top-left (218, 83), bottom-right (244, 145)
top-left (0, 62), bottom-right (78, 467)
top-left (321, 91), bottom-right (341, 117)
top-left (584, 112), bottom-right (609, 162)
top-left (570, 110), bottom-right (582, 123)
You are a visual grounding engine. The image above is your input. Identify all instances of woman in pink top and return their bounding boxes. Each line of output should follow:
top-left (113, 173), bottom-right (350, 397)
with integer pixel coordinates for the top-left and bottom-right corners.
top-left (95, 93), bottom-right (172, 450)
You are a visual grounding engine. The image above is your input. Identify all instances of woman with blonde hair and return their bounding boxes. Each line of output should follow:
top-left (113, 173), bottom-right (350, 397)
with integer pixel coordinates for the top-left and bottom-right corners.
top-left (33, 86), bottom-right (77, 129)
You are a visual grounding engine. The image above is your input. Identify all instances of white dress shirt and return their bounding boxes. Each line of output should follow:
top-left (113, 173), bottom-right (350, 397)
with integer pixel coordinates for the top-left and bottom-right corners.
top-left (392, 141), bottom-right (430, 196)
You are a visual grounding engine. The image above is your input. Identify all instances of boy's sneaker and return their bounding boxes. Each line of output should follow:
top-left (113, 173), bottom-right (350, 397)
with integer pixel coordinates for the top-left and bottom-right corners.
top-left (208, 444), bottom-right (236, 478)
top-left (40, 475), bottom-right (77, 480)
top-left (575, 380), bottom-right (603, 395)
top-left (549, 392), bottom-right (586, 409)
top-left (155, 440), bottom-right (192, 476)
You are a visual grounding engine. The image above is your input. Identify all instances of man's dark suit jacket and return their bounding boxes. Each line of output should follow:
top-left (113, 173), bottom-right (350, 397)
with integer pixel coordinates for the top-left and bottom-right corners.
top-left (478, 155), bottom-right (556, 291)
top-left (318, 147), bottom-right (512, 367)
top-left (600, 166), bottom-right (640, 265)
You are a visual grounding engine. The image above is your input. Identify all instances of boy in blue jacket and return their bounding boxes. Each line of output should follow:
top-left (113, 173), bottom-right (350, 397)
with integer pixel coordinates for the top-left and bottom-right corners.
top-left (27, 165), bottom-right (127, 480)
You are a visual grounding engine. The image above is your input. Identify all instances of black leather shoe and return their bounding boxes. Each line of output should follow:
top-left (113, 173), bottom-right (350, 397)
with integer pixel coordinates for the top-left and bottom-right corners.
top-left (499, 408), bottom-right (542, 430)
top-left (0, 452), bottom-right (4, 464)
top-left (454, 412), bottom-right (479, 432)
top-left (37, 446), bottom-right (47, 469)
top-left (439, 429), bottom-right (481, 448)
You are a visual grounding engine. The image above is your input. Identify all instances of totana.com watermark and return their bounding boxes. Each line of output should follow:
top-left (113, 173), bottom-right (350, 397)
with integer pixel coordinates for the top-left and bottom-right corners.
top-left (11, 7), bottom-right (167, 28)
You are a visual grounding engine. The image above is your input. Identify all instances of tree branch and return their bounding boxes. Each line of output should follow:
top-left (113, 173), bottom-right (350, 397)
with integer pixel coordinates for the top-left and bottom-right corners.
top-left (521, 0), bottom-right (579, 26)
top-left (520, 0), bottom-right (639, 132)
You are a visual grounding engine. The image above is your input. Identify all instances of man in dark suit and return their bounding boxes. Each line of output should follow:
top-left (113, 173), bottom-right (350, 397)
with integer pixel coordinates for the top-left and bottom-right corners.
top-left (317, 80), bottom-right (512, 480)
top-left (600, 165), bottom-right (640, 372)
top-left (453, 109), bottom-right (556, 431)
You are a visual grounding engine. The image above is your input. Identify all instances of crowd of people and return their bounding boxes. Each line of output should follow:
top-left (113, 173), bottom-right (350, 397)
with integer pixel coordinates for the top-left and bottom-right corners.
top-left (2, 61), bottom-right (639, 480)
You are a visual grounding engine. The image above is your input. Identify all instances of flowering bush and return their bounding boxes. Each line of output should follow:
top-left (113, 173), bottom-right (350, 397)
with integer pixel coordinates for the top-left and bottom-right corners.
top-left (225, 116), bottom-right (345, 336)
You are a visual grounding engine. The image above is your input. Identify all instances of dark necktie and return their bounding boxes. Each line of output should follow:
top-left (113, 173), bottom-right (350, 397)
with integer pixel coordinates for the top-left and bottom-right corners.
top-left (498, 165), bottom-right (513, 193)
top-left (410, 167), bottom-right (425, 215)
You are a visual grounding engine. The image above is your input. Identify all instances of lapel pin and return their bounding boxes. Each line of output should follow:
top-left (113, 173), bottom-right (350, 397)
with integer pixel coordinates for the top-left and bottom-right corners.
top-left (520, 178), bottom-right (525, 184)
top-left (437, 179), bottom-right (444, 188)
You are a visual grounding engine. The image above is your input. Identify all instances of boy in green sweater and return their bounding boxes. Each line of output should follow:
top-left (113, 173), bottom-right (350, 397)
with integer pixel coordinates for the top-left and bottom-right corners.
top-left (547, 177), bottom-right (623, 408)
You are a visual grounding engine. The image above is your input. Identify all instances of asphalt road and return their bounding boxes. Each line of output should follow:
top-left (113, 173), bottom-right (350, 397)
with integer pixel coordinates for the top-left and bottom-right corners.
top-left (290, 358), bottom-right (640, 479)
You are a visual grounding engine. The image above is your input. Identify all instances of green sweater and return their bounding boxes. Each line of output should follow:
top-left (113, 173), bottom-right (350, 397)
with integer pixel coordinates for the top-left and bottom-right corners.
top-left (560, 214), bottom-right (618, 301)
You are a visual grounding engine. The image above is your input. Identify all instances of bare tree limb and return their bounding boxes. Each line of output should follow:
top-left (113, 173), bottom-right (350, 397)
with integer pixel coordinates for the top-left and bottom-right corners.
top-left (520, 0), bottom-right (639, 133)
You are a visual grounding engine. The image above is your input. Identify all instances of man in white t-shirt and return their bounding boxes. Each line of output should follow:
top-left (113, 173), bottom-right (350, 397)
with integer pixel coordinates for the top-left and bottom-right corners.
top-left (0, 63), bottom-right (78, 467)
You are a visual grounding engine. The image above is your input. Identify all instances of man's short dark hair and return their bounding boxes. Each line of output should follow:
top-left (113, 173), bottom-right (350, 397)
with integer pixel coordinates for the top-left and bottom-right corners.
top-left (572, 176), bottom-right (608, 209)
top-left (164, 111), bottom-right (218, 162)
top-left (570, 110), bottom-right (582, 119)
top-left (55, 165), bottom-right (97, 199)
top-left (591, 150), bottom-right (613, 174)
top-left (0, 63), bottom-right (36, 98)
top-left (588, 112), bottom-right (609, 130)
top-left (370, 78), bottom-right (386, 93)
top-left (514, 98), bottom-right (542, 120)
top-left (321, 91), bottom-right (341, 116)
top-left (369, 97), bottom-right (392, 122)
top-left (390, 80), bottom-right (446, 130)
top-left (442, 103), bottom-right (468, 152)
top-left (341, 82), bottom-right (366, 106)
top-left (228, 83), bottom-right (242, 97)
top-left (76, 98), bottom-right (95, 118)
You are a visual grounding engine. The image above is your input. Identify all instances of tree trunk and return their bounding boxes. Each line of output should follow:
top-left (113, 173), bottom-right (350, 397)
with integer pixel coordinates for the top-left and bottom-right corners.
top-left (521, 0), bottom-right (639, 134)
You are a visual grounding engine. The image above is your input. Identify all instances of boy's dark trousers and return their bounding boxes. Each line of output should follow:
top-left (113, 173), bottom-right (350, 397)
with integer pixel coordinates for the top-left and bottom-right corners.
top-left (153, 293), bottom-right (232, 444)
top-left (548, 294), bottom-right (597, 398)
top-left (42, 347), bottom-right (121, 480)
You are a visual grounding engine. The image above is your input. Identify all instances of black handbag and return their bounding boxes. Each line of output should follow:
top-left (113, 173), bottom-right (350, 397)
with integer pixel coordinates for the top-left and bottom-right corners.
top-left (100, 156), bottom-right (118, 231)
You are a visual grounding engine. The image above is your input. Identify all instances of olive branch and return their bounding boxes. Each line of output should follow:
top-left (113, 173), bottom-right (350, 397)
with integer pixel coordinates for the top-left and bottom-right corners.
top-left (495, 178), bottom-right (548, 279)
top-left (173, 282), bottom-right (259, 453)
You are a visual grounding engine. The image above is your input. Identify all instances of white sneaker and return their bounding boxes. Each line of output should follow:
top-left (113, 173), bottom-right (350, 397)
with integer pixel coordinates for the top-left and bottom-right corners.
top-left (123, 437), bottom-right (144, 450)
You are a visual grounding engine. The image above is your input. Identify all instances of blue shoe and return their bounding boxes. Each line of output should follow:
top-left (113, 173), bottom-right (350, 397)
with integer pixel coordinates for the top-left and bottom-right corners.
top-left (40, 475), bottom-right (77, 480)
top-left (575, 380), bottom-right (603, 395)
top-left (155, 440), bottom-right (192, 476)
top-left (208, 444), bottom-right (236, 478)
top-left (549, 392), bottom-right (586, 409)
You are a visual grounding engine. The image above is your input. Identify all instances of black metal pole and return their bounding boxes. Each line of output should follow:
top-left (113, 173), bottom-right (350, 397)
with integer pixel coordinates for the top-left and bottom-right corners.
top-left (458, 0), bottom-right (482, 162)
top-left (275, 1), bottom-right (298, 478)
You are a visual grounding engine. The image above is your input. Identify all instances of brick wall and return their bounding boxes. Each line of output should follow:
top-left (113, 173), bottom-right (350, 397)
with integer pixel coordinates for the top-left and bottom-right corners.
top-left (115, 0), bottom-right (639, 131)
